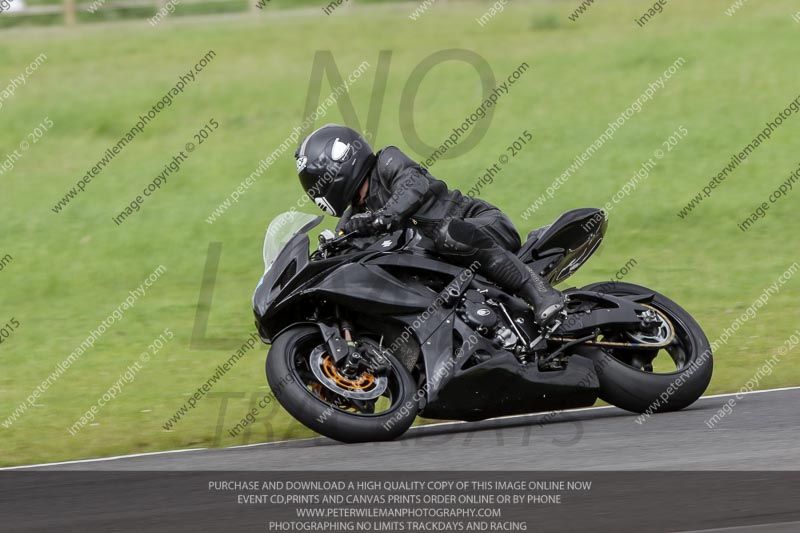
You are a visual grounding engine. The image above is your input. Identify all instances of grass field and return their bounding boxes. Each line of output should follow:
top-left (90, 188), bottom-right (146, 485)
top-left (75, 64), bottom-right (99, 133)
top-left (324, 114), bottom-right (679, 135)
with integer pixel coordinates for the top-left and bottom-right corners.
top-left (0, 0), bottom-right (403, 28)
top-left (1, 0), bottom-right (799, 467)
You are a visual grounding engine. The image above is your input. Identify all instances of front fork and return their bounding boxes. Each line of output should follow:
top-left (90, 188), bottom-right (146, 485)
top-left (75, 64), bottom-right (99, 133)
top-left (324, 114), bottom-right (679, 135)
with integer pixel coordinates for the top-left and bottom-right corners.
top-left (338, 317), bottom-right (364, 378)
top-left (318, 307), bottom-right (386, 378)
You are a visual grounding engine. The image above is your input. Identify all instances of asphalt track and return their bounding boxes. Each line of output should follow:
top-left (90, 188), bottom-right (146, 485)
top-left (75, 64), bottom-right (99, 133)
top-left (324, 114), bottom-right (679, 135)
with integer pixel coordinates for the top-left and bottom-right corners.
top-left (3, 388), bottom-right (799, 532)
top-left (9, 386), bottom-right (798, 472)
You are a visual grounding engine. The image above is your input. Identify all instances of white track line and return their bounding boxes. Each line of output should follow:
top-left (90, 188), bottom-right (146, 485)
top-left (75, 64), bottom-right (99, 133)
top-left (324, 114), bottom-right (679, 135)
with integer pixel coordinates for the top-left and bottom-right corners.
top-left (678, 520), bottom-right (800, 532)
top-left (3, 385), bottom-right (799, 471)
top-left (1, 447), bottom-right (206, 470)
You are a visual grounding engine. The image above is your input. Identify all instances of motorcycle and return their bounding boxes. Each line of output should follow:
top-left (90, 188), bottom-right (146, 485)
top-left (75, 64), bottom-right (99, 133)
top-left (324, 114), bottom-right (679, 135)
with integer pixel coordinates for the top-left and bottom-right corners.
top-left (253, 208), bottom-right (713, 443)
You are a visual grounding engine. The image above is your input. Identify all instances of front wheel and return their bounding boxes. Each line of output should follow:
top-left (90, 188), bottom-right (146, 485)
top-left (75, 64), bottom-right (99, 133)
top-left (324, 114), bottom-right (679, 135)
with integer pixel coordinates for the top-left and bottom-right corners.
top-left (266, 325), bottom-right (419, 443)
top-left (574, 282), bottom-right (713, 414)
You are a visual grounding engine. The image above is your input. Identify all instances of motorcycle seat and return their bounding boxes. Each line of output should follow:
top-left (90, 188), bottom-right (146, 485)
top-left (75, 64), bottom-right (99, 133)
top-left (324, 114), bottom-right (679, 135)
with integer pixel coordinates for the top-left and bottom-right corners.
top-left (516, 224), bottom-right (551, 260)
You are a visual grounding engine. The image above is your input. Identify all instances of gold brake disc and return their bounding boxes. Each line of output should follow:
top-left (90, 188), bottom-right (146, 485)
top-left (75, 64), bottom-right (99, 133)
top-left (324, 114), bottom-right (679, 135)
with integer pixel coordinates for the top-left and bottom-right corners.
top-left (320, 354), bottom-right (376, 391)
top-left (308, 346), bottom-right (389, 400)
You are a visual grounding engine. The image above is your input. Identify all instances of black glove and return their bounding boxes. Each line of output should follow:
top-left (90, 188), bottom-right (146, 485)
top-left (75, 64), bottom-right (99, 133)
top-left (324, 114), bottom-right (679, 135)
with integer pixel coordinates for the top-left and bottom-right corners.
top-left (342, 211), bottom-right (400, 236)
top-left (342, 212), bottom-right (379, 236)
top-left (372, 211), bottom-right (400, 233)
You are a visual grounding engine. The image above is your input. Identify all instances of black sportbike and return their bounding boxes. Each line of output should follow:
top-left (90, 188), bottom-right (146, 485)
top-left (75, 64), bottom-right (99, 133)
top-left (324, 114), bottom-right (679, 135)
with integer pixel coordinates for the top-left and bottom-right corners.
top-left (253, 208), bottom-right (712, 443)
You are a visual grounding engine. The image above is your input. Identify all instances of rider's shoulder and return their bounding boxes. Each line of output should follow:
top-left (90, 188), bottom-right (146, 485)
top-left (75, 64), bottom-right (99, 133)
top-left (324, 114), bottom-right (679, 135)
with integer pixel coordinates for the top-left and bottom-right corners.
top-left (375, 146), bottom-right (419, 173)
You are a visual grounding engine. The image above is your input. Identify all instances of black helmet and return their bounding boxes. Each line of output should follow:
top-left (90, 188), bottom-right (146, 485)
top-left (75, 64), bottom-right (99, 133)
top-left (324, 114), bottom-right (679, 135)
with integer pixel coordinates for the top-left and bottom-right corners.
top-left (295, 124), bottom-right (375, 217)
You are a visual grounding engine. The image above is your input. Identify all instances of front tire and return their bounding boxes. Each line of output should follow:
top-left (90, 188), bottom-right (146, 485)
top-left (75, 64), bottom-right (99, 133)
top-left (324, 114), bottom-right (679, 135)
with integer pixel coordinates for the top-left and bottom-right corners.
top-left (575, 282), bottom-right (713, 414)
top-left (266, 325), bottom-right (418, 443)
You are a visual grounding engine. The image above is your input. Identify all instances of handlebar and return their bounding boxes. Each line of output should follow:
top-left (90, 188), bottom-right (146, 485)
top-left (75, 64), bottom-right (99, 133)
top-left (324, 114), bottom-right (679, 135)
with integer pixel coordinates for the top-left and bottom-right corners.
top-left (315, 231), bottom-right (359, 258)
top-left (326, 231), bottom-right (358, 247)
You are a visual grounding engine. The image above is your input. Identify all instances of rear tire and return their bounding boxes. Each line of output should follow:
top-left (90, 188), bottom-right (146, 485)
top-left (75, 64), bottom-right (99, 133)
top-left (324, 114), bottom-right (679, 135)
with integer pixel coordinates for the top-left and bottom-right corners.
top-left (266, 325), bottom-right (418, 443)
top-left (575, 282), bottom-right (713, 414)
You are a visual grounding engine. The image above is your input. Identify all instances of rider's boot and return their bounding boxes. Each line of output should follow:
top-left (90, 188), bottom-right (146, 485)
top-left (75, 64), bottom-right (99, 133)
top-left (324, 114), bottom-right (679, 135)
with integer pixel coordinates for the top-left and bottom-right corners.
top-left (516, 267), bottom-right (566, 326)
top-left (482, 251), bottom-right (565, 327)
top-left (432, 219), bottom-right (565, 327)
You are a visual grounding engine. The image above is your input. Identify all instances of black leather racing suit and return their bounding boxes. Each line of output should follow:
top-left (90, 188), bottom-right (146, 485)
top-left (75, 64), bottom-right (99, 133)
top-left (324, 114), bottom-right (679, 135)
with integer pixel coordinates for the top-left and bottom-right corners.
top-left (337, 146), bottom-right (564, 325)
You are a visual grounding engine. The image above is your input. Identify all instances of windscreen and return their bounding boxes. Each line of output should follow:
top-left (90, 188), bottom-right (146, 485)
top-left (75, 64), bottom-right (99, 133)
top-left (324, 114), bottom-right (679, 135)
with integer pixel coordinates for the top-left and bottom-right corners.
top-left (262, 212), bottom-right (323, 273)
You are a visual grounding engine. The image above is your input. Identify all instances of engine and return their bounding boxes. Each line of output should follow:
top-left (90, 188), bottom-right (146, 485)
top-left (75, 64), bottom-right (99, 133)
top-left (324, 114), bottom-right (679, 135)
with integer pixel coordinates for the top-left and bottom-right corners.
top-left (456, 290), bottom-right (519, 351)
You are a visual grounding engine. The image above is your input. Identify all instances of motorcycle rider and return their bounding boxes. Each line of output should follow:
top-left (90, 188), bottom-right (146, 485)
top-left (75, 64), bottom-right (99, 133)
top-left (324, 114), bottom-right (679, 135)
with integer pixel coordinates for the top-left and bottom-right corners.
top-left (294, 124), bottom-right (565, 326)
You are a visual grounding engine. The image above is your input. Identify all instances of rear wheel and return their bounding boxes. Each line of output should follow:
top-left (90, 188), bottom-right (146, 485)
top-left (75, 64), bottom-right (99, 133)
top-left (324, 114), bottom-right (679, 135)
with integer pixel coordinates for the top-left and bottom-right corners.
top-left (266, 325), bottom-right (418, 443)
top-left (573, 282), bottom-right (713, 414)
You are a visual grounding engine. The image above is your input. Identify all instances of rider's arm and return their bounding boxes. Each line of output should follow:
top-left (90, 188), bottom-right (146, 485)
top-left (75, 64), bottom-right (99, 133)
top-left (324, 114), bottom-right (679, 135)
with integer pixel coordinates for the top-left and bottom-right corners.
top-left (376, 146), bottom-right (431, 221)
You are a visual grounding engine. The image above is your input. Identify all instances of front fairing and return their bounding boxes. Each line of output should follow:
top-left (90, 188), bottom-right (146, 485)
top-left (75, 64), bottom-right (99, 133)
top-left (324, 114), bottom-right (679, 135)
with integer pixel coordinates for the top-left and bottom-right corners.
top-left (253, 232), bottom-right (413, 322)
top-left (253, 231), bottom-right (312, 319)
top-left (253, 212), bottom-right (323, 317)
top-left (252, 222), bottom-right (442, 343)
